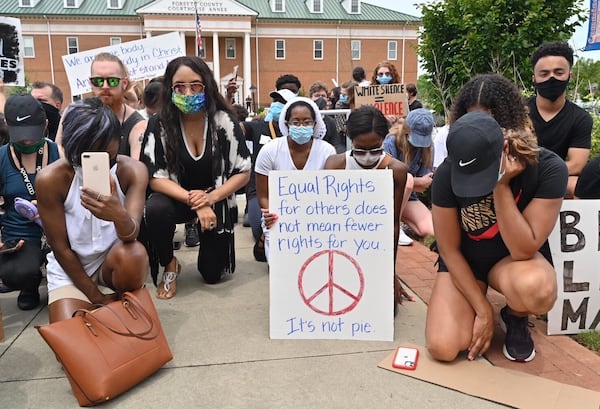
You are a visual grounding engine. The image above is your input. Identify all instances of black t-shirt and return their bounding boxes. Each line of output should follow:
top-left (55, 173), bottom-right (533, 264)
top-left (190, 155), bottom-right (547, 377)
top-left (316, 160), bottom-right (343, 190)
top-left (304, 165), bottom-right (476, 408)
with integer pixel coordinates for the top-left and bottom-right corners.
top-left (575, 155), bottom-right (600, 198)
top-left (527, 98), bottom-right (592, 160)
top-left (432, 148), bottom-right (568, 265)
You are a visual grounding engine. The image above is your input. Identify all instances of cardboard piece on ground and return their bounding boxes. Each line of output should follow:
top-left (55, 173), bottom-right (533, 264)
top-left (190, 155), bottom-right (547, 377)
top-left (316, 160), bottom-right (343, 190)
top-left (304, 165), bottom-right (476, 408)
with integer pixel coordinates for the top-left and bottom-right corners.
top-left (378, 344), bottom-right (600, 409)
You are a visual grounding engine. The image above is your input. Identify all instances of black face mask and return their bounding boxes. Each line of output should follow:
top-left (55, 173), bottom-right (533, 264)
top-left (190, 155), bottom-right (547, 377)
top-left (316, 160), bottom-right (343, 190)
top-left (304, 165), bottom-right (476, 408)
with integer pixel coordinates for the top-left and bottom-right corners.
top-left (534, 77), bottom-right (569, 102)
top-left (40, 102), bottom-right (61, 141)
top-left (314, 97), bottom-right (327, 110)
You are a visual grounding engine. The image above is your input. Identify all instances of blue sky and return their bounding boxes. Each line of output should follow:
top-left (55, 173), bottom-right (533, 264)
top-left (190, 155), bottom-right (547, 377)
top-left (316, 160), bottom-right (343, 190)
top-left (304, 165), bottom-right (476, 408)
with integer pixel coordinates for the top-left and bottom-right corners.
top-left (364, 0), bottom-right (600, 62)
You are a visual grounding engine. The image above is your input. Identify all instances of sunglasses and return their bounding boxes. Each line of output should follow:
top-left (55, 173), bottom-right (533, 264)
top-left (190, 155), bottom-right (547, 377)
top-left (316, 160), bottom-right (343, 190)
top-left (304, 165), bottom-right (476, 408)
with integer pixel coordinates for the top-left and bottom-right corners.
top-left (172, 82), bottom-right (205, 95)
top-left (377, 72), bottom-right (392, 78)
top-left (351, 146), bottom-right (384, 157)
top-left (89, 77), bottom-right (123, 88)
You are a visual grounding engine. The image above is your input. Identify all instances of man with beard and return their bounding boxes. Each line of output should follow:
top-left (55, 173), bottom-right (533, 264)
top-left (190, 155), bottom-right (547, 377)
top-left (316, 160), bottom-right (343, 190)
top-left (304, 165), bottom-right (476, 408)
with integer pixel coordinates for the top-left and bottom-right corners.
top-left (527, 41), bottom-right (593, 198)
top-left (57, 53), bottom-right (147, 161)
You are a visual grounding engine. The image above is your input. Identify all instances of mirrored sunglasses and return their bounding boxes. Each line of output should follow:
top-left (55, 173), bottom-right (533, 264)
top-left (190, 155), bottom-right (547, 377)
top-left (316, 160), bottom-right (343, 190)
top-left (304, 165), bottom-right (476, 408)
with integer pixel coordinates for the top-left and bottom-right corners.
top-left (89, 77), bottom-right (123, 88)
top-left (351, 146), bottom-right (384, 157)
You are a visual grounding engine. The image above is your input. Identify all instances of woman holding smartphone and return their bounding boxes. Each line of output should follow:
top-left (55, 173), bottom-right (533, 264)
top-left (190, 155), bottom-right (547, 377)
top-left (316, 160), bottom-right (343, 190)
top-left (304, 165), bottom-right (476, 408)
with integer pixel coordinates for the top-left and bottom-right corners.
top-left (0, 94), bottom-right (60, 310)
top-left (36, 97), bottom-right (149, 323)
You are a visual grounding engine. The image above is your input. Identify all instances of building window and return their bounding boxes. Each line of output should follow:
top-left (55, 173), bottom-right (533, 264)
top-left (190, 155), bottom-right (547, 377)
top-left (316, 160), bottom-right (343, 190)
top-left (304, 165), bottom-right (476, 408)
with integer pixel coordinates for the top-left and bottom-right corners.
top-left (107, 0), bottom-right (122, 9)
top-left (273, 0), bottom-right (284, 12)
top-left (388, 41), bottom-right (397, 60)
top-left (110, 37), bottom-right (121, 46)
top-left (313, 40), bottom-right (323, 60)
top-left (225, 38), bottom-right (236, 59)
top-left (20, 0), bottom-right (32, 6)
top-left (351, 0), bottom-right (360, 13)
top-left (313, 0), bottom-right (322, 13)
top-left (23, 36), bottom-right (34, 57)
top-left (351, 40), bottom-right (361, 60)
top-left (65, 0), bottom-right (76, 7)
top-left (275, 40), bottom-right (285, 60)
top-left (67, 37), bottom-right (79, 54)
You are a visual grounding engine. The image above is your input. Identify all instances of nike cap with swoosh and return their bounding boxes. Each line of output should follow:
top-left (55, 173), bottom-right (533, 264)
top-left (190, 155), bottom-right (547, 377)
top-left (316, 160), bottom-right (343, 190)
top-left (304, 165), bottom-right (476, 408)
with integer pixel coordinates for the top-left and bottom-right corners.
top-left (4, 94), bottom-right (47, 143)
top-left (447, 110), bottom-right (503, 197)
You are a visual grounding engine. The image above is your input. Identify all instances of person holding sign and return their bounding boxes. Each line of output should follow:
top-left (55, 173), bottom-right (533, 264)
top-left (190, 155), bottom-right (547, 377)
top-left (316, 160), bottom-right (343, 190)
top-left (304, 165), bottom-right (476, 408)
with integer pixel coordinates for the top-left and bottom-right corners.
top-left (369, 61), bottom-right (403, 126)
top-left (426, 108), bottom-right (567, 363)
top-left (255, 97), bottom-right (336, 262)
top-left (324, 105), bottom-right (414, 308)
top-left (141, 56), bottom-right (251, 299)
top-left (36, 97), bottom-right (149, 323)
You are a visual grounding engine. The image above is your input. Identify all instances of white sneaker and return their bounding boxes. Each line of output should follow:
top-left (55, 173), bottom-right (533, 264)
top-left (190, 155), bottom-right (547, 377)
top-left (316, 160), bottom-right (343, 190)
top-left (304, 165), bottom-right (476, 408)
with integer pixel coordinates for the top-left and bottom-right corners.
top-left (398, 229), bottom-right (414, 246)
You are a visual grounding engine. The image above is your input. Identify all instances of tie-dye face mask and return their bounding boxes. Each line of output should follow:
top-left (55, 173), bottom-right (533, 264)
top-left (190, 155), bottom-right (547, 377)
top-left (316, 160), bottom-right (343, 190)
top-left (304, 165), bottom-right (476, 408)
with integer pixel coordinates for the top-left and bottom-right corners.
top-left (171, 92), bottom-right (206, 114)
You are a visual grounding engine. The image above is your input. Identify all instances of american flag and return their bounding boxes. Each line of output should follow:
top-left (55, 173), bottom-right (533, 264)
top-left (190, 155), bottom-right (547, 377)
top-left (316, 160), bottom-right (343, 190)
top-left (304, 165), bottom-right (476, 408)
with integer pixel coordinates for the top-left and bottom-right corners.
top-left (195, 5), bottom-right (203, 56)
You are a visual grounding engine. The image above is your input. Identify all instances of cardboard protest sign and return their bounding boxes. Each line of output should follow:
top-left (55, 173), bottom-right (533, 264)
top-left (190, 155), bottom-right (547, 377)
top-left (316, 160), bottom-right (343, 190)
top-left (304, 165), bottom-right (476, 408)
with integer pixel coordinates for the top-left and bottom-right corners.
top-left (268, 170), bottom-right (394, 341)
top-left (547, 199), bottom-right (600, 335)
top-left (354, 84), bottom-right (409, 117)
top-left (0, 17), bottom-right (25, 86)
top-left (62, 32), bottom-right (184, 97)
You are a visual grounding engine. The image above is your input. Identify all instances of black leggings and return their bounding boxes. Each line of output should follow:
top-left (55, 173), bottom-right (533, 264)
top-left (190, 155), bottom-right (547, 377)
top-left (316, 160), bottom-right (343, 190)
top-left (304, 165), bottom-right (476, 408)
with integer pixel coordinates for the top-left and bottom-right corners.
top-left (0, 240), bottom-right (43, 291)
top-left (145, 192), bottom-right (229, 284)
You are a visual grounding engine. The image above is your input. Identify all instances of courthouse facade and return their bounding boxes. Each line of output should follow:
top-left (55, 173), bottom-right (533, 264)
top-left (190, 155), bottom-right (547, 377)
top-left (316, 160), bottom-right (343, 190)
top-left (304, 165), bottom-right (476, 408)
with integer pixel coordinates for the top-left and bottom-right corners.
top-left (1, 0), bottom-right (420, 108)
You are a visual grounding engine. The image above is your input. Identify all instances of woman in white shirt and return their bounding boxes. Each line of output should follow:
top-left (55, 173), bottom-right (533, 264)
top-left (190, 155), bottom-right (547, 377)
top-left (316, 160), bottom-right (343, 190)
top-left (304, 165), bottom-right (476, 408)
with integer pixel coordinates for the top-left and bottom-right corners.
top-left (255, 97), bottom-right (336, 262)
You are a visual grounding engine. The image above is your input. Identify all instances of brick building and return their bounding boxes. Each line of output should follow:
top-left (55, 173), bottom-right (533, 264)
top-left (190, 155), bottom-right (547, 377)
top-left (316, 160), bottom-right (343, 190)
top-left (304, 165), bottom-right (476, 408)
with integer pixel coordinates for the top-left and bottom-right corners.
top-left (1, 0), bottom-right (420, 108)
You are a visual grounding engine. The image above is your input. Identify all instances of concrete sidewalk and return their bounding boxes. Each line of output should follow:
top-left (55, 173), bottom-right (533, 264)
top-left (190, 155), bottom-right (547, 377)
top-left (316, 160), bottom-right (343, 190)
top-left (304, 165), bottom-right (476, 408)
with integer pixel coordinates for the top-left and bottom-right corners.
top-left (0, 220), bottom-right (509, 409)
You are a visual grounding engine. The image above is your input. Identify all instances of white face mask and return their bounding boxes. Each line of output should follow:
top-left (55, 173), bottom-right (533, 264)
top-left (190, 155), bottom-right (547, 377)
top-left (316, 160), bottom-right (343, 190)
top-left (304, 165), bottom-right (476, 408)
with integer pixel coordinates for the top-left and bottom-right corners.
top-left (497, 152), bottom-right (506, 182)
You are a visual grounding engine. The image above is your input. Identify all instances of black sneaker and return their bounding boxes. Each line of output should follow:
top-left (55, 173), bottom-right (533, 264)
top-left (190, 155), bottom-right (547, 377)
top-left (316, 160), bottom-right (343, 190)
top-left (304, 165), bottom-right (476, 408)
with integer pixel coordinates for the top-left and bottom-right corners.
top-left (500, 306), bottom-right (536, 362)
top-left (17, 288), bottom-right (40, 310)
top-left (184, 222), bottom-right (200, 247)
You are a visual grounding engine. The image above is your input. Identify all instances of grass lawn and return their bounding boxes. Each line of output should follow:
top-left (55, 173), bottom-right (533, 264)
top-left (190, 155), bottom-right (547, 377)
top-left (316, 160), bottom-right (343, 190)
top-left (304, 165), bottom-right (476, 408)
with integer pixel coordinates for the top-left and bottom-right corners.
top-left (573, 331), bottom-right (600, 355)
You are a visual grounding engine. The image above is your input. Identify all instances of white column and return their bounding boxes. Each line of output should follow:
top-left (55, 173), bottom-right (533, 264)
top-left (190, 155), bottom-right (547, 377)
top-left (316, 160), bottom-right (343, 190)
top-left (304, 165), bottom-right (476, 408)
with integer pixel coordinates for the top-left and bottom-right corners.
top-left (146, 31), bottom-right (152, 38)
top-left (243, 31), bottom-right (251, 99)
top-left (179, 31), bottom-right (186, 52)
top-left (212, 32), bottom-right (220, 82)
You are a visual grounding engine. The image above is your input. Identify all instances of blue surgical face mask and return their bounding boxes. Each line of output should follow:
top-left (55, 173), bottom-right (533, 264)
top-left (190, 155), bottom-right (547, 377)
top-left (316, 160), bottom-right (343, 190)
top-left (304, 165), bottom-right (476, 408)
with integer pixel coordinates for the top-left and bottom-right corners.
top-left (376, 75), bottom-right (392, 85)
top-left (339, 94), bottom-right (349, 104)
top-left (171, 92), bottom-right (206, 114)
top-left (288, 125), bottom-right (313, 144)
top-left (266, 102), bottom-right (284, 121)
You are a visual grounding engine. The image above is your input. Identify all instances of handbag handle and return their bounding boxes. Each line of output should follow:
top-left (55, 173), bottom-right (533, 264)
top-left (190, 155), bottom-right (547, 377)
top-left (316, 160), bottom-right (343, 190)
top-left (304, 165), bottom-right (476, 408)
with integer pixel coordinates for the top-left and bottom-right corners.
top-left (75, 291), bottom-right (158, 340)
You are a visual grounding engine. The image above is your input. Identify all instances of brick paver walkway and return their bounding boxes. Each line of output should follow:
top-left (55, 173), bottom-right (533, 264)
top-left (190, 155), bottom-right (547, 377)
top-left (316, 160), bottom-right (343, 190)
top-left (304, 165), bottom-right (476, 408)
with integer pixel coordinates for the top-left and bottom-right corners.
top-left (396, 241), bottom-right (600, 393)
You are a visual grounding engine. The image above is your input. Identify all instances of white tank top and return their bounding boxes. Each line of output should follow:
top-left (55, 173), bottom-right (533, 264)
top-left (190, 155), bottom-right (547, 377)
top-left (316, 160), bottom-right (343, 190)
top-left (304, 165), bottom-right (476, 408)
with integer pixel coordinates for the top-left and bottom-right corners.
top-left (46, 164), bottom-right (126, 292)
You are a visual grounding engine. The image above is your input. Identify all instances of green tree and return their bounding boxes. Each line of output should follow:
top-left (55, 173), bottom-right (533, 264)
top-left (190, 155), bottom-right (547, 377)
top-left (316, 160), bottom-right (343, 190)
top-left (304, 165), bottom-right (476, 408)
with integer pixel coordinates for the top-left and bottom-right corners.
top-left (572, 57), bottom-right (600, 102)
top-left (419, 0), bottom-right (586, 116)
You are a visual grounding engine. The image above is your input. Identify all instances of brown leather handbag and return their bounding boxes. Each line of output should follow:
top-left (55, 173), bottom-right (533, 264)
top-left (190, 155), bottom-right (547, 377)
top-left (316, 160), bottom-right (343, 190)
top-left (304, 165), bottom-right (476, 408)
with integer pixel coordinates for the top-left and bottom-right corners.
top-left (36, 287), bottom-right (173, 406)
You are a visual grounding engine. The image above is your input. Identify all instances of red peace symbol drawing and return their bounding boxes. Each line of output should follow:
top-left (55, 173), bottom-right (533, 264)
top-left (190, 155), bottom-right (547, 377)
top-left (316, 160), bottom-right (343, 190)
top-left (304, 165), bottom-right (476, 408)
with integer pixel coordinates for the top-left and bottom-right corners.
top-left (297, 249), bottom-right (364, 316)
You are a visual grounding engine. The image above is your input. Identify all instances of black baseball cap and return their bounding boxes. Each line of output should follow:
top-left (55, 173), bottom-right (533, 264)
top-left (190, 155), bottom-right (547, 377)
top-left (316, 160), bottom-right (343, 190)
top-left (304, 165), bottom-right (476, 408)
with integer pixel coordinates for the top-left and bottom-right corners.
top-left (4, 94), bottom-right (47, 143)
top-left (447, 110), bottom-right (504, 197)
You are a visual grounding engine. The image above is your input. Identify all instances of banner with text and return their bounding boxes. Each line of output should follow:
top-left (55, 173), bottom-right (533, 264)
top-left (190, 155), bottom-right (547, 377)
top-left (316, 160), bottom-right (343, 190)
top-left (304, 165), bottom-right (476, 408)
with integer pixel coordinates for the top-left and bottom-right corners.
top-left (586, 0), bottom-right (600, 51)
top-left (354, 84), bottom-right (409, 117)
top-left (548, 199), bottom-right (600, 334)
top-left (268, 170), bottom-right (395, 341)
top-left (0, 16), bottom-right (25, 86)
top-left (62, 32), bottom-right (184, 97)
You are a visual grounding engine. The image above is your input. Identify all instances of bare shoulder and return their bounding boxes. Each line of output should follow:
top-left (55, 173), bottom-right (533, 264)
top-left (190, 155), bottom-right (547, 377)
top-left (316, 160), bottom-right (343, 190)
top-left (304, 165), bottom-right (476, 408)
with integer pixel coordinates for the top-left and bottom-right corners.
top-left (324, 153), bottom-right (346, 169)
top-left (36, 159), bottom-right (71, 185)
top-left (116, 155), bottom-right (148, 182)
top-left (383, 156), bottom-right (408, 178)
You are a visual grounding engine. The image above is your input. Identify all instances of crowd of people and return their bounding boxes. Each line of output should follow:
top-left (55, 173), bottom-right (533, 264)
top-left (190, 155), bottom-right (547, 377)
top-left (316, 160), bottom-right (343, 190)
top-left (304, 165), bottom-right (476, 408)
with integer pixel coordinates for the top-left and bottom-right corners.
top-left (0, 40), bottom-right (593, 366)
